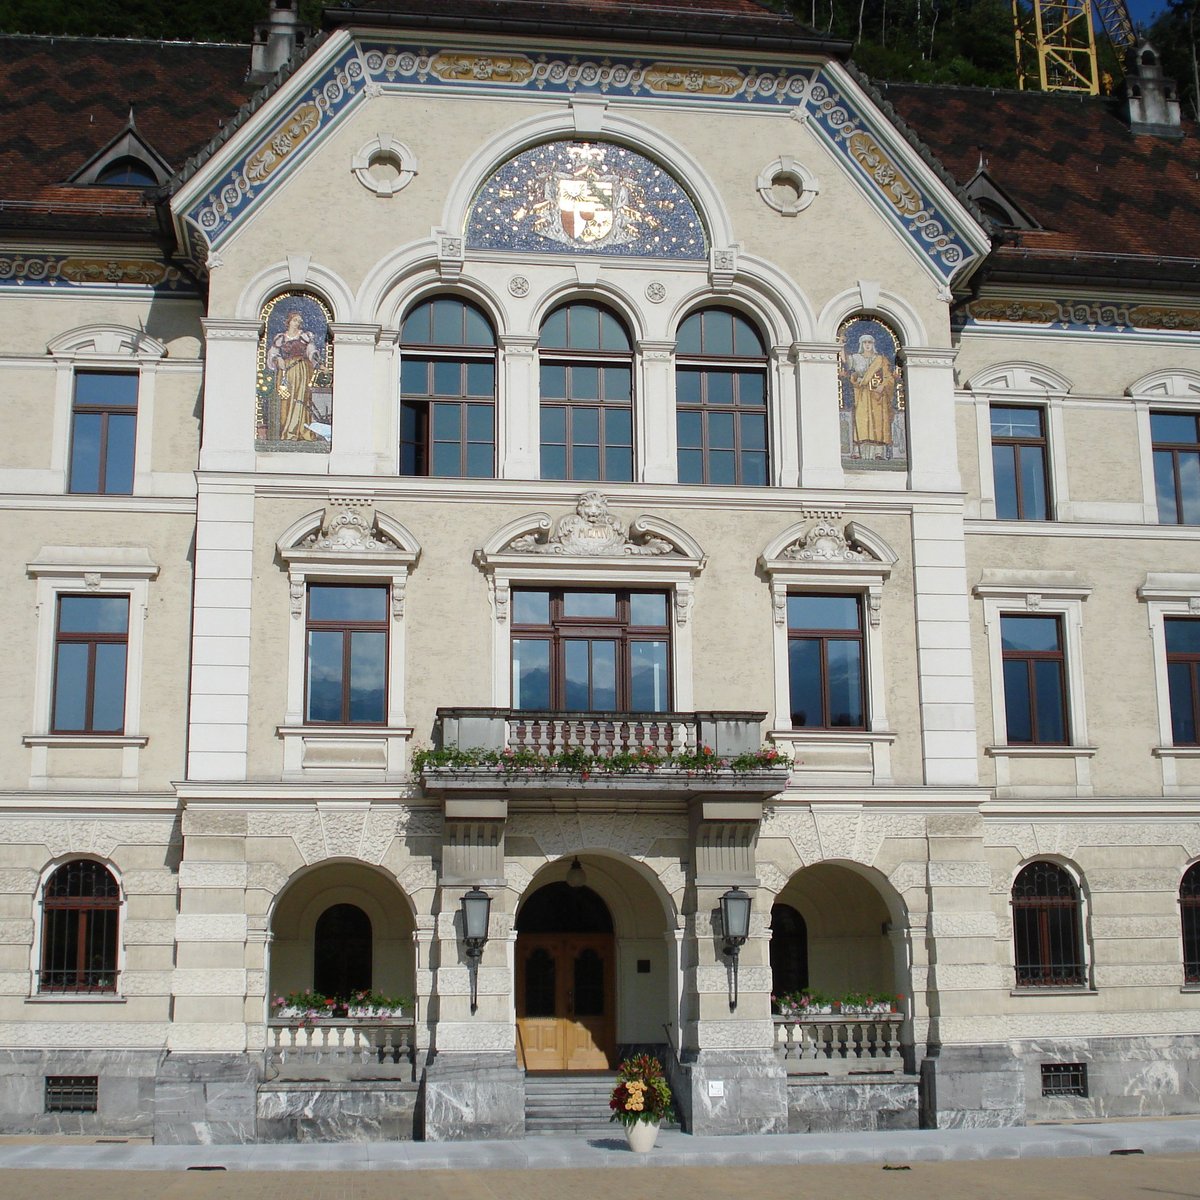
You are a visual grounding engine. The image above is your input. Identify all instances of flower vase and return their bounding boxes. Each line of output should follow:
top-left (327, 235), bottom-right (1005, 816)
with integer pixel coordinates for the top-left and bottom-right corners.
top-left (625, 1120), bottom-right (660, 1153)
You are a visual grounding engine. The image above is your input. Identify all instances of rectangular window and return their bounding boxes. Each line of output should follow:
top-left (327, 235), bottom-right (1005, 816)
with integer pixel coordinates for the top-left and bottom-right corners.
top-left (991, 405), bottom-right (1049, 520)
top-left (400, 356), bottom-right (495, 477)
top-left (68, 371), bottom-right (138, 495)
top-left (52, 595), bottom-right (129, 734)
top-left (305, 584), bottom-right (388, 724)
top-left (1040, 1063), bottom-right (1087, 1097)
top-left (511, 589), bottom-right (670, 712)
top-left (1152, 411), bottom-right (1200, 524)
top-left (45, 1076), bottom-right (99, 1113)
top-left (1001, 614), bottom-right (1068, 744)
top-left (539, 364), bottom-right (633, 482)
top-left (1166, 617), bottom-right (1200, 745)
top-left (787, 594), bottom-right (865, 729)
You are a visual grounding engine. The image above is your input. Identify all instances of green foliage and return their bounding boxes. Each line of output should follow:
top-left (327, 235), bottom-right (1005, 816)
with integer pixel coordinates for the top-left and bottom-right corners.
top-left (609, 1053), bottom-right (675, 1126)
top-left (772, 987), bottom-right (903, 1014)
top-left (1149, 0), bottom-right (1200, 119)
top-left (412, 744), bottom-right (791, 777)
top-left (270, 988), bottom-right (411, 1019)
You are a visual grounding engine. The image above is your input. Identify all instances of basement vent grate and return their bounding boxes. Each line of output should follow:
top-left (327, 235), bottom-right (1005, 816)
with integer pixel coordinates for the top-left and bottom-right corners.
top-left (1040, 1063), bottom-right (1087, 1097)
top-left (45, 1075), bottom-right (98, 1113)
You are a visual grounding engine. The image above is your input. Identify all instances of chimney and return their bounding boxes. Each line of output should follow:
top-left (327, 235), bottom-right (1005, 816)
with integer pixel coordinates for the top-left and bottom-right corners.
top-left (1124, 40), bottom-right (1183, 139)
top-left (248, 0), bottom-right (310, 85)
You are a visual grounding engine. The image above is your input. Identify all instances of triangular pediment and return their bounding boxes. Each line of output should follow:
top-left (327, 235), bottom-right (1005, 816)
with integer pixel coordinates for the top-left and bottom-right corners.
top-left (70, 112), bottom-right (173, 187)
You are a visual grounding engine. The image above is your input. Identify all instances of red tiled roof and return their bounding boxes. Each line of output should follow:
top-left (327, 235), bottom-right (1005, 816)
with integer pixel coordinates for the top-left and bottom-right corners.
top-left (0, 35), bottom-right (254, 237)
top-left (878, 81), bottom-right (1200, 277)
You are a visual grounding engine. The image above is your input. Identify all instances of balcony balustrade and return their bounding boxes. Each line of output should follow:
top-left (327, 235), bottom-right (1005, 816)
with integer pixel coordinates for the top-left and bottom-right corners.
top-left (773, 1013), bottom-right (909, 1074)
top-left (266, 1016), bottom-right (416, 1081)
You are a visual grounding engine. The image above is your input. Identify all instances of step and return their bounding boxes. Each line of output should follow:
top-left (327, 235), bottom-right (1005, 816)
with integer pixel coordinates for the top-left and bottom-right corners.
top-left (525, 1072), bottom-right (617, 1135)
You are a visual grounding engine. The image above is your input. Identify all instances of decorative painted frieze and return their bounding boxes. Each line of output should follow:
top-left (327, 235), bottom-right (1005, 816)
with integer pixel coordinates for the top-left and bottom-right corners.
top-left (0, 253), bottom-right (195, 294)
top-left (958, 296), bottom-right (1200, 337)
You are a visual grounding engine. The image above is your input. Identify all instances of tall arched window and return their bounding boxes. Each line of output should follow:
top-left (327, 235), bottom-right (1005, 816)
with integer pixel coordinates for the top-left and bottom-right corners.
top-left (40, 860), bottom-right (120, 993)
top-left (769, 902), bottom-right (808, 998)
top-left (676, 307), bottom-right (768, 486)
top-left (1181, 864), bottom-right (1200, 984)
top-left (400, 296), bottom-right (496, 477)
top-left (539, 302), bottom-right (633, 482)
top-left (313, 903), bottom-right (373, 998)
top-left (1012, 862), bottom-right (1084, 988)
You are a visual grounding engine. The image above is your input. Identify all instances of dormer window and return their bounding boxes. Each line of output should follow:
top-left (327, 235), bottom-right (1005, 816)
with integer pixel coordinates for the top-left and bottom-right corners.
top-left (94, 157), bottom-right (159, 188)
top-left (70, 117), bottom-right (171, 189)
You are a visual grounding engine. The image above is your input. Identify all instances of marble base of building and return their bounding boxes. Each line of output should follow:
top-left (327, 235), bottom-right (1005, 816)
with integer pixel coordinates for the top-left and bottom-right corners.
top-left (420, 1051), bottom-right (526, 1141)
top-left (786, 1075), bottom-right (920, 1133)
top-left (671, 1050), bottom-right (790, 1136)
top-left (919, 1046), bottom-right (1027, 1129)
top-left (257, 1080), bottom-right (418, 1141)
top-left (152, 1053), bottom-right (259, 1145)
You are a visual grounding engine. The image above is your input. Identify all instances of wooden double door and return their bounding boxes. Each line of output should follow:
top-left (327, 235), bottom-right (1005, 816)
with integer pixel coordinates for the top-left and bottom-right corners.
top-left (516, 933), bottom-right (615, 1071)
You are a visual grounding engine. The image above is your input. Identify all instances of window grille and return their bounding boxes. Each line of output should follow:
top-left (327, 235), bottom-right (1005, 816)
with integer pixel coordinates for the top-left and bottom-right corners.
top-left (1182, 864), bottom-right (1200, 984)
top-left (1012, 861), bottom-right (1085, 987)
top-left (40, 860), bottom-right (120, 993)
top-left (45, 1076), bottom-right (98, 1113)
top-left (1040, 1063), bottom-right (1087, 1097)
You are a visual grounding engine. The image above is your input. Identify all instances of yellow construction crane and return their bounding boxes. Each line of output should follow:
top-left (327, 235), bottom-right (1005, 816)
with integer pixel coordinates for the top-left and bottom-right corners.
top-left (1013, 0), bottom-right (1137, 94)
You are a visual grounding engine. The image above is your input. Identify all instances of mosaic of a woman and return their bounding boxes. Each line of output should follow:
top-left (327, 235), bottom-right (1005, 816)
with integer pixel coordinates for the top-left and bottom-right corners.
top-left (267, 309), bottom-right (321, 441)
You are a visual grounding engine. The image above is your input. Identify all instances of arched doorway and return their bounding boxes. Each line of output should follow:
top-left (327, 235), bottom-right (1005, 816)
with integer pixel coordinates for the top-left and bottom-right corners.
top-left (313, 902), bottom-right (372, 997)
top-left (516, 881), bottom-right (615, 1071)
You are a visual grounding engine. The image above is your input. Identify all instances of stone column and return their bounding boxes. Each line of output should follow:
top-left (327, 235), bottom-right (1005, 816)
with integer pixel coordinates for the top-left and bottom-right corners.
top-left (674, 799), bottom-right (787, 1135)
top-left (905, 348), bottom-right (961, 493)
top-left (638, 339), bottom-right (676, 483)
top-left (422, 801), bottom-right (524, 1140)
top-left (499, 334), bottom-right (539, 480)
top-left (918, 811), bottom-right (1022, 1128)
top-left (793, 343), bottom-right (845, 489)
top-left (198, 318), bottom-right (258, 472)
top-left (156, 805), bottom-right (257, 1144)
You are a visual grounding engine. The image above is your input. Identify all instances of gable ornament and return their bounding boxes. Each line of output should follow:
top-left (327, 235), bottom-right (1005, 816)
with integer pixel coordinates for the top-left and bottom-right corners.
top-left (302, 500), bottom-right (400, 553)
top-left (509, 492), bottom-right (675, 557)
top-left (780, 514), bottom-right (869, 563)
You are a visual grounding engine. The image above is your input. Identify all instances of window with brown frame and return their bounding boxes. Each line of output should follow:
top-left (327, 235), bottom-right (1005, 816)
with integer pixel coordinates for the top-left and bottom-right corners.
top-left (510, 588), bottom-right (670, 712)
top-left (400, 296), bottom-right (496, 478)
top-left (304, 584), bottom-right (388, 724)
top-left (1166, 617), bottom-right (1200, 746)
top-left (39, 860), bottom-right (119, 993)
top-left (1001, 614), bottom-right (1068, 744)
top-left (1182, 864), bottom-right (1200, 984)
top-left (52, 594), bottom-right (129, 734)
top-left (675, 307), bottom-right (769, 487)
top-left (990, 405), bottom-right (1050, 520)
top-left (539, 303), bottom-right (633, 483)
top-left (1012, 861), bottom-right (1085, 988)
top-left (786, 593), bottom-right (866, 729)
top-left (1152, 410), bottom-right (1200, 525)
top-left (68, 371), bottom-right (138, 495)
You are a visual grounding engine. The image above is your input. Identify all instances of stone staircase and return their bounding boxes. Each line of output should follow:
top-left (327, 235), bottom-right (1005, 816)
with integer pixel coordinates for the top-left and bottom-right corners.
top-left (524, 1072), bottom-right (618, 1135)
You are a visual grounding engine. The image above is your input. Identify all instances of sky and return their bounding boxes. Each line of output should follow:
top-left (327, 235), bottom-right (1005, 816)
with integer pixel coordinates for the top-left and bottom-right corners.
top-left (1125, 0), bottom-right (1168, 30)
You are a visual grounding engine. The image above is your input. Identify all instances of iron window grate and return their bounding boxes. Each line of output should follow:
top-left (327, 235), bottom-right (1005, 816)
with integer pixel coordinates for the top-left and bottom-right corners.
top-left (1041, 1063), bottom-right (1087, 1097)
top-left (45, 1075), bottom-right (98, 1113)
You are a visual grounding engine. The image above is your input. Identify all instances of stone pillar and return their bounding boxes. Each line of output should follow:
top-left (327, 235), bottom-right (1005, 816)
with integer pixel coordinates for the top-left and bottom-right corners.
top-left (199, 318), bottom-right (258, 472)
top-left (156, 805), bottom-right (258, 1144)
top-left (905, 348), bottom-right (961, 493)
top-left (422, 801), bottom-right (524, 1140)
top-left (918, 811), bottom-right (1023, 1129)
top-left (327, 322), bottom-right (381, 475)
top-left (673, 800), bottom-right (787, 1135)
top-left (793, 343), bottom-right (844, 489)
top-left (499, 334), bottom-right (539, 479)
top-left (638, 339), bottom-right (676, 483)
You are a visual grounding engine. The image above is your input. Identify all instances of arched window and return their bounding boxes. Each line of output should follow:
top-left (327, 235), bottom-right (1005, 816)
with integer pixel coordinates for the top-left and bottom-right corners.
top-left (539, 302), bottom-right (633, 482)
top-left (313, 903), bottom-right (372, 998)
top-left (1181, 864), bottom-right (1200, 984)
top-left (769, 902), bottom-right (808, 997)
top-left (676, 307), bottom-right (768, 486)
top-left (400, 296), bottom-right (496, 477)
top-left (94, 157), bottom-right (158, 187)
top-left (1012, 862), bottom-right (1084, 988)
top-left (40, 860), bottom-right (120, 993)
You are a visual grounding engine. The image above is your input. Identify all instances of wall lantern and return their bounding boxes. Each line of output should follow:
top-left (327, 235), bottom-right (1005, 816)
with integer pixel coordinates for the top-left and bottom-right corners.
top-left (460, 886), bottom-right (492, 1014)
top-left (719, 886), bottom-right (752, 1011)
top-left (566, 856), bottom-right (587, 889)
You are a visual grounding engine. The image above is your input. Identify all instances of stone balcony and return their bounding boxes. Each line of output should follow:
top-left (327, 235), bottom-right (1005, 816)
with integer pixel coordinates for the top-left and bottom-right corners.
top-left (421, 708), bottom-right (788, 807)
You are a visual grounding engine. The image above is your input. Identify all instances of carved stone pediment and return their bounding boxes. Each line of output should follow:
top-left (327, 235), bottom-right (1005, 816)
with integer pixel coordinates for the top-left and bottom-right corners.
top-left (507, 492), bottom-right (677, 557)
top-left (301, 500), bottom-right (400, 553)
top-left (779, 512), bottom-right (869, 563)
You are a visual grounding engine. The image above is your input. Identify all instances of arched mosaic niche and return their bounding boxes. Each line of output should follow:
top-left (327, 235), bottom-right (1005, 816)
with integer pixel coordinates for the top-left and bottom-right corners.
top-left (256, 291), bottom-right (334, 452)
top-left (838, 314), bottom-right (906, 470)
top-left (466, 140), bottom-right (707, 260)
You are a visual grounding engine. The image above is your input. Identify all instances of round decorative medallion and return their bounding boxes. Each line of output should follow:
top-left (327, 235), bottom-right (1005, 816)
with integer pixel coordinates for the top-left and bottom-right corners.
top-left (351, 134), bottom-right (418, 197)
top-left (645, 282), bottom-right (667, 304)
top-left (508, 276), bottom-right (531, 298)
top-left (756, 156), bottom-right (819, 216)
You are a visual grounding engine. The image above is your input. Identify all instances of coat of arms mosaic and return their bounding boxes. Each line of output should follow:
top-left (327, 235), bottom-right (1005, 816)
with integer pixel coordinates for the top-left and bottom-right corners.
top-left (837, 315), bottom-right (906, 470)
top-left (466, 141), bottom-right (706, 260)
top-left (256, 291), bottom-right (334, 452)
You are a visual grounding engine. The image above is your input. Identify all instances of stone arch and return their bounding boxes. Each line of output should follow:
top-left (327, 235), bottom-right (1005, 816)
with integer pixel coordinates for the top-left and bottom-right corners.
top-left (817, 285), bottom-right (929, 348)
top-left (440, 108), bottom-right (735, 251)
top-left (235, 260), bottom-right (355, 323)
top-left (267, 859), bottom-right (417, 1004)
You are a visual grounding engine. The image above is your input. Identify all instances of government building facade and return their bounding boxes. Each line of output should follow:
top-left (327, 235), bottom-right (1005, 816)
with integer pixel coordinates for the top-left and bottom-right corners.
top-left (2, 0), bottom-right (1200, 1142)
